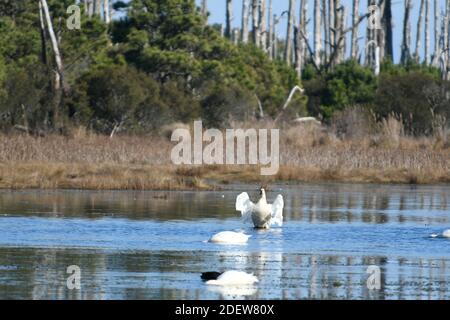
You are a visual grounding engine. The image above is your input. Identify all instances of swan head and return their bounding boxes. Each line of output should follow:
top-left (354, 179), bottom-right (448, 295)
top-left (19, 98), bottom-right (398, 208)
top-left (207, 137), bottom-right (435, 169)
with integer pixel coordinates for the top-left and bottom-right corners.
top-left (259, 188), bottom-right (266, 199)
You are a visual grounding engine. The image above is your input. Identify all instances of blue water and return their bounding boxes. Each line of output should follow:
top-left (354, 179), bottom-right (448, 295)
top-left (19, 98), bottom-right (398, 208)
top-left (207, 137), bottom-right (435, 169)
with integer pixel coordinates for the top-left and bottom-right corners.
top-left (0, 184), bottom-right (449, 299)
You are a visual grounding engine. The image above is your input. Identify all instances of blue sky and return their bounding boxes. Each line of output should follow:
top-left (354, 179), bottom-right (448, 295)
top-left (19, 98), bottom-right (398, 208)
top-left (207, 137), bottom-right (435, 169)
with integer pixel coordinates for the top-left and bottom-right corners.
top-left (196, 0), bottom-right (447, 63)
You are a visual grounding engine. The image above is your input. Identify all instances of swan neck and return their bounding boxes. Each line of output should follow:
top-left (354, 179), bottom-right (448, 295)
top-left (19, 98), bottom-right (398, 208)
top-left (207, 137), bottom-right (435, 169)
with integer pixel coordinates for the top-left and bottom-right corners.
top-left (261, 190), bottom-right (266, 201)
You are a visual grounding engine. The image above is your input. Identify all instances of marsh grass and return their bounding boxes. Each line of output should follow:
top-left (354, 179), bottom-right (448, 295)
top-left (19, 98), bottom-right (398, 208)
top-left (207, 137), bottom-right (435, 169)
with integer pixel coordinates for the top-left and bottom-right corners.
top-left (0, 123), bottom-right (448, 190)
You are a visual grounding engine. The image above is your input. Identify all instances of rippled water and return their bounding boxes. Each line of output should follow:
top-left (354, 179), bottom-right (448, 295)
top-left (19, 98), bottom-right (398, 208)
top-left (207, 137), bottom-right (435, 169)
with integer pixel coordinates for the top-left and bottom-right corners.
top-left (0, 184), bottom-right (449, 299)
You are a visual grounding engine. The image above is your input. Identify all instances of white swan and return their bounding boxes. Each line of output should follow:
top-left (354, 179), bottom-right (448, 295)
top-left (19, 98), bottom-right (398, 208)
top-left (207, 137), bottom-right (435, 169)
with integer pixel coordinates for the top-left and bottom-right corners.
top-left (430, 229), bottom-right (450, 238)
top-left (208, 231), bottom-right (251, 244)
top-left (205, 271), bottom-right (258, 286)
top-left (235, 188), bottom-right (284, 229)
top-left (207, 285), bottom-right (257, 299)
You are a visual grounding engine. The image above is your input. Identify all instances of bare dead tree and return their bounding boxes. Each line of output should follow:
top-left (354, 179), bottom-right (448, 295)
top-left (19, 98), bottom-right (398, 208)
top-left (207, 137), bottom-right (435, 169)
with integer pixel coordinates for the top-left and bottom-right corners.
top-left (432, 0), bottom-right (439, 66)
top-left (365, 0), bottom-right (375, 66)
top-left (329, 0), bottom-right (335, 54)
top-left (274, 86), bottom-right (305, 123)
top-left (302, 0), bottom-right (309, 64)
top-left (322, 0), bottom-right (329, 62)
top-left (414, 0), bottom-right (425, 62)
top-left (267, 0), bottom-right (274, 58)
top-left (295, 0), bottom-right (307, 77)
top-left (383, 0), bottom-right (393, 61)
top-left (252, 0), bottom-right (261, 47)
top-left (285, 0), bottom-right (296, 66)
top-left (351, 0), bottom-right (359, 60)
top-left (333, 11), bottom-right (369, 70)
top-left (446, 0), bottom-right (450, 80)
top-left (94, 0), bottom-right (102, 15)
top-left (40, 0), bottom-right (65, 128)
top-left (269, 11), bottom-right (289, 60)
top-left (260, 0), bottom-right (267, 50)
top-left (87, 0), bottom-right (94, 17)
top-left (335, 2), bottom-right (346, 65)
top-left (233, 28), bottom-right (240, 45)
top-left (242, 0), bottom-right (250, 43)
top-left (314, 0), bottom-right (322, 66)
top-left (38, 1), bottom-right (48, 65)
top-left (425, 0), bottom-right (430, 64)
top-left (225, 0), bottom-right (233, 39)
top-left (201, 0), bottom-right (208, 18)
top-left (103, 0), bottom-right (111, 23)
top-left (376, 0), bottom-right (385, 62)
top-left (400, 0), bottom-right (412, 64)
top-left (273, 14), bottom-right (278, 59)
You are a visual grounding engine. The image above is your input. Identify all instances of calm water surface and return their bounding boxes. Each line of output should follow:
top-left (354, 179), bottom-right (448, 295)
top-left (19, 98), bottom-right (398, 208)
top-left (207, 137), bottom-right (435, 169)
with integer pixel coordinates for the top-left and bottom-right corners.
top-left (0, 184), bottom-right (449, 299)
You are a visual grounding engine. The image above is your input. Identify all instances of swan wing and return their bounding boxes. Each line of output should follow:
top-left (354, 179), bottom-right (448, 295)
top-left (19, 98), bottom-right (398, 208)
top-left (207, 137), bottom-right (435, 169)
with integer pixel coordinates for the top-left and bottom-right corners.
top-left (270, 195), bottom-right (284, 227)
top-left (236, 192), bottom-right (254, 223)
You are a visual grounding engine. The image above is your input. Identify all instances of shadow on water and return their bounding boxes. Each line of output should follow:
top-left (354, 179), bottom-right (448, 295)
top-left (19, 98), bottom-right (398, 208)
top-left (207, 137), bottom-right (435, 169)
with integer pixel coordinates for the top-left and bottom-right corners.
top-left (0, 183), bottom-right (449, 299)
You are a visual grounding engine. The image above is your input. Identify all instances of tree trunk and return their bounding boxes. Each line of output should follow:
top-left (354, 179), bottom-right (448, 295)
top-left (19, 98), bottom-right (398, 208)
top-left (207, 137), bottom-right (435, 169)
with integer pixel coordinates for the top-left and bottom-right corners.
top-left (103, 0), bottom-right (110, 23)
top-left (260, 0), bottom-right (267, 50)
top-left (424, 0), bottom-right (430, 64)
top-left (314, 0), bottom-right (322, 66)
top-left (295, 0), bottom-right (307, 77)
top-left (267, 0), bottom-right (273, 58)
top-left (94, 0), bottom-right (102, 15)
top-left (38, 1), bottom-right (48, 65)
top-left (87, 0), bottom-right (94, 17)
top-left (333, 1), bottom-right (345, 66)
top-left (285, 0), bottom-right (296, 66)
top-left (400, 0), bottom-right (412, 64)
top-left (432, 0), bottom-right (439, 66)
top-left (383, 0), bottom-right (393, 61)
top-left (441, 1), bottom-right (449, 79)
top-left (377, 0), bottom-right (386, 62)
top-left (365, 0), bottom-right (374, 66)
top-left (201, 0), bottom-right (208, 18)
top-left (252, 0), bottom-right (260, 47)
top-left (225, 0), bottom-right (233, 39)
top-left (273, 14), bottom-right (278, 59)
top-left (340, 5), bottom-right (347, 63)
top-left (302, 0), bottom-right (309, 66)
top-left (351, 0), bottom-right (359, 60)
top-left (233, 28), bottom-right (239, 45)
top-left (242, 0), bottom-right (249, 43)
top-left (329, 0), bottom-right (335, 54)
top-left (40, 0), bottom-right (65, 129)
top-left (322, 0), bottom-right (329, 63)
top-left (415, 0), bottom-right (425, 62)
top-left (446, 0), bottom-right (450, 80)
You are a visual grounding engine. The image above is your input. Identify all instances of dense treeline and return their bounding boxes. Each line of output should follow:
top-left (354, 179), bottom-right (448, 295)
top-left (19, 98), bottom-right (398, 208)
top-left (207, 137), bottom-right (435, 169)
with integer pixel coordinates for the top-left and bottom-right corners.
top-left (0, 0), bottom-right (448, 137)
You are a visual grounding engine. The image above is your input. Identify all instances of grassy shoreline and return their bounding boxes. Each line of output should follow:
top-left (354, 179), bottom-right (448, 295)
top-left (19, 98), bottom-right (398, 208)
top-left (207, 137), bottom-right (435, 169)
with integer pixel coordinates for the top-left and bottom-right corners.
top-left (0, 163), bottom-right (448, 191)
top-left (0, 131), bottom-right (448, 189)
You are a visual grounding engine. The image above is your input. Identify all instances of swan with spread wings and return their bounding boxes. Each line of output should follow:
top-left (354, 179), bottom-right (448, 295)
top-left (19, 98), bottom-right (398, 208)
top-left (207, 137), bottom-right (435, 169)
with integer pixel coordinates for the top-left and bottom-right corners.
top-left (235, 188), bottom-right (284, 229)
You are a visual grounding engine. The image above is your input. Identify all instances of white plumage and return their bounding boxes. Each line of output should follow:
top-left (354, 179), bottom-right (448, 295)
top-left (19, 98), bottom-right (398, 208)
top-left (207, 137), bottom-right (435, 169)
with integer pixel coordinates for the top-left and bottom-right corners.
top-left (206, 271), bottom-right (259, 286)
top-left (236, 188), bottom-right (284, 229)
top-left (208, 231), bottom-right (251, 244)
top-left (430, 229), bottom-right (450, 238)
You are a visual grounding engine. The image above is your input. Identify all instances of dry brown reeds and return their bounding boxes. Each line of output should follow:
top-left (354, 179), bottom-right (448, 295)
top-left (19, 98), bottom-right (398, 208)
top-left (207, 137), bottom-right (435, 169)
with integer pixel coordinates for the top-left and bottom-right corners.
top-left (0, 119), bottom-right (448, 189)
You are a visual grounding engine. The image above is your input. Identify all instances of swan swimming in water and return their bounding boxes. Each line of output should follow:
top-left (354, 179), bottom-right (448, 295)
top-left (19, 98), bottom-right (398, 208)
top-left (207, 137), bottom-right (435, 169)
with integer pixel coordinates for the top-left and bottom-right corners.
top-left (202, 271), bottom-right (258, 286)
top-left (235, 188), bottom-right (284, 229)
top-left (431, 229), bottom-right (450, 238)
top-left (208, 231), bottom-right (251, 244)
